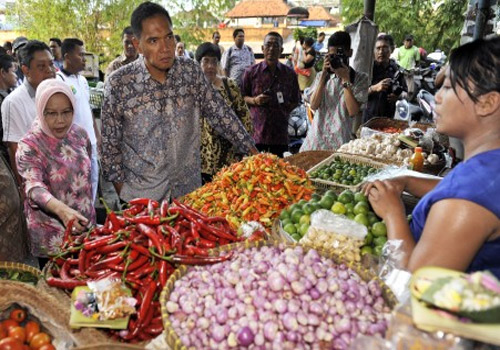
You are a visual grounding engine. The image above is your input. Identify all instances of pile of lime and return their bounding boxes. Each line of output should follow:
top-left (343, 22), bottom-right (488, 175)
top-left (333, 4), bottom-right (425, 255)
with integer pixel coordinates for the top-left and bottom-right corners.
top-left (309, 157), bottom-right (379, 186)
top-left (279, 189), bottom-right (388, 256)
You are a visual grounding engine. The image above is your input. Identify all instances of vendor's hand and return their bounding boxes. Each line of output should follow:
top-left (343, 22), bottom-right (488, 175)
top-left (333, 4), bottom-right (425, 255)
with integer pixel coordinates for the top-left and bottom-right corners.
top-left (364, 180), bottom-right (405, 220)
top-left (374, 78), bottom-right (391, 92)
top-left (58, 205), bottom-right (89, 233)
top-left (254, 94), bottom-right (271, 106)
top-left (387, 93), bottom-right (398, 103)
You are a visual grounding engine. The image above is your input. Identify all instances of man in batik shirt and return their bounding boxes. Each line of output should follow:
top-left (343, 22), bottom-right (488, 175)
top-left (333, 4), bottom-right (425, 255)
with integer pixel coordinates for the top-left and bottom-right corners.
top-left (101, 2), bottom-right (257, 202)
top-left (221, 28), bottom-right (255, 89)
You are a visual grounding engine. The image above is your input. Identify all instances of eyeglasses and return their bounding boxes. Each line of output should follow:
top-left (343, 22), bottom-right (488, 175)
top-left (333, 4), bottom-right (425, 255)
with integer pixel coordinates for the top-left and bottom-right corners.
top-left (43, 109), bottom-right (73, 120)
top-left (264, 42), bottom-right (281, 49)
top-left (200, 57), bottom-right (219, 67)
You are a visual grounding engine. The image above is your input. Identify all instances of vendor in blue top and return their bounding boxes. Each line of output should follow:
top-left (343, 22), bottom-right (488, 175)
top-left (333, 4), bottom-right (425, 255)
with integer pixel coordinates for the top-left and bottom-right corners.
top-left (363, 36), bottom-right (500, 278)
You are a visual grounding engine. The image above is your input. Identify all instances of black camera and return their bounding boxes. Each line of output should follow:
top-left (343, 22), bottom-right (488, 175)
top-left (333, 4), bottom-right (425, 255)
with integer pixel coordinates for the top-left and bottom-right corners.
top-left (328, 47), bottom-right (348, 70)
top-left (390, 71), bottom-right (404, 96)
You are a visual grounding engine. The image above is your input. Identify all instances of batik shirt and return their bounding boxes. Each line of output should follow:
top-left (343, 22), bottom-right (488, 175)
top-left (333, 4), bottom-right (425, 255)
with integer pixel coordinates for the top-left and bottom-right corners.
top-left (16, 122), bottom-right (95, 257)
top-left (201, 78), bottom-right (253, 176)
top-left (221, 45), bottom-right (255, 87)
top-left (300, 69), bottom-right (369, 151)
top-left (101, 56), bottom-right (255, 201)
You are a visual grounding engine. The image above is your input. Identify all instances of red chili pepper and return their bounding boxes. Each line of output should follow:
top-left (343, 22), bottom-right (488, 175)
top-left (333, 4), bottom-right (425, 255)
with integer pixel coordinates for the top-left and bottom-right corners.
top-left (158, 261), bottom-right (169, 287)
top-left (136, 224), bottom-right (164, 255)
top-left (130, 243), bottom-right (152, 257)
top-left (160, 200), bottom-right (169, 218)
top-left (137, 281), bottom-right (157, 327)
top-left (162, 251), bottom-right (234, 265)
top-left (78, 250), bottom-right (86, 275)
top-left (197, 238), bottom-right (216, 248)
top-left (100, 197), bottom-right (124, 230)
top-left (184, 245), bottom-right (209, 257)
top-left (82, 235), bottom-right (116, 250)
top-left (97, 241), bottom-right (127, 254)
top-left (88, 254), bottom-right (124, 271)
top-left (144, 324), bottom-right (163, 335)
top-left (129, 264), bottom-right (156, 279)
top-left (129, 198), bottom-right (159, 208)
top-left (190, 222), bottom-right (200, 240)
top-left (46, 277), bottom-right (87, 289)
top-left (62, 219), bottom-right (75, 245)
top-left (197, 221), bottom-right (239, 242)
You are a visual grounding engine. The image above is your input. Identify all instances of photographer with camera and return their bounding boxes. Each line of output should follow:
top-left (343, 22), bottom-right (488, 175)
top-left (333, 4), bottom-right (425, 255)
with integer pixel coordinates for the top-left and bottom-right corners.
top-left (363, 35), bottom-right (407, 122)
top-left (300, 31), bottom-right (368, 151)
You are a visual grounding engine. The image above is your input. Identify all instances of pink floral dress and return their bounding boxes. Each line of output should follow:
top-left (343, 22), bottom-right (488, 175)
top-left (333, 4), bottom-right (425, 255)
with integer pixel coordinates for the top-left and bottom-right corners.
top-left (16, 121), bottom-right (95, 257)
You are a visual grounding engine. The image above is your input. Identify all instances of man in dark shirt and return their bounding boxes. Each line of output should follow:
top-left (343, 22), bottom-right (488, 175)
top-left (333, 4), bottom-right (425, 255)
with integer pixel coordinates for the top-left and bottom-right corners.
top-left (363, 35), bottom-right (407, 122)
top-left (242, 32), bottom-right (300, 157)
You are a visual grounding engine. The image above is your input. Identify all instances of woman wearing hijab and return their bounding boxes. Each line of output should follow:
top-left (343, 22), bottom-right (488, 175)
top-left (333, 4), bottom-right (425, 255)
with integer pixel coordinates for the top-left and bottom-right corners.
top-left (16, 79), bottom-right (95, 263)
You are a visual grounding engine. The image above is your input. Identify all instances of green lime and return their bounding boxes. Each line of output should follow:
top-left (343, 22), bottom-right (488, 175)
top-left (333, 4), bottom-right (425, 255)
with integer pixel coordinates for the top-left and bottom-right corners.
top-left (289, 203), bottom-right (301, 213)
top-left (303, 203), bottom-right (315, 215)
top-left (324, 190), bottom-right (338, 201)
top-left (331, 202), bottom-right (346, 215)
top-left (354, 213), bottom-right (370, 227)
top-left (291, 233), bottom-right (302, 241)
top-left (360, 246), bottom-right (374, 256)
top-left (367, 212), bottom-right (379, 225)
top-left (283, 223), bottom-right (297, 235)
top-left (354, 192), bottom-right (368, 203)
top-left (299, 223), bottom-right (310, 236)
top-left (344, 202), bottom-right (355, 214)
top-left (364, 232), bottom-right (373, 245)
top-left (319, 196), bottom-right (335, 210)
top-left (353, 202), bottom-right (370, 215)
top-left (374, 236), bottom-right (388, 247)
top-left (346, 213), bottom-right (355, 220)
top-left (311, 193), bottom-right (321, 202)
top-left (298, 199), bottom-right (308, 207)
top-left (291, 210), bottom-right (305, 224)
top-left (281, 218), bottom-right (293, 227)
top-left (349, 169), bottom-right (357, 176)
top-left (371, 222), bottom-right (387, 237)
top-left (279, 209), bottom-right (291, 220)
top-left (299, 215), bottom-right (311, 225)
top-left (338, 190), bottom-right (354, 204)
top-left (373, 245), bottom-right (383, 257)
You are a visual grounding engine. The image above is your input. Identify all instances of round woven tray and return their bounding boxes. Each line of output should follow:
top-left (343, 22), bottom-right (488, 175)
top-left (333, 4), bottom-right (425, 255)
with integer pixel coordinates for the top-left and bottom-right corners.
top-left (284, 150), bottom-right (334, 171)
top-left (0, 261), bottom-right (42, 283)
top-left (160, 240), bottom-right (397, 350)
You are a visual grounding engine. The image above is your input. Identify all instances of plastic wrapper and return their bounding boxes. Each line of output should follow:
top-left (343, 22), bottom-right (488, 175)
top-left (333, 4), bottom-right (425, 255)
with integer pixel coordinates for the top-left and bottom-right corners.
top-left (86, 278), bottom-right (136, 321)
top-left (377, 239), bottom-right (412, 303)
top-left (349, 335), bottom-right (392, 349)
top-left (363, 166), bottom-right (442, 184)
top-left (300, 209), bottom-right (367, 262)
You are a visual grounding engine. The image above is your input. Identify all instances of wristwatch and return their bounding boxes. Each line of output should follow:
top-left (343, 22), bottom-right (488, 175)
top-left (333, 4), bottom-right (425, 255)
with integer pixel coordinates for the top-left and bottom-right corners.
top-left (342, 81), bottom-right (353, 89)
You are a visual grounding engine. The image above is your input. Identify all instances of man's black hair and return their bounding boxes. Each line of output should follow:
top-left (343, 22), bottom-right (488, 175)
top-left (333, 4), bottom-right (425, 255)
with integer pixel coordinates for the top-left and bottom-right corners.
top-left (49, 38), bottom-right (62, 47)
top-left (328, 31), bottom-right (351, 50)
top-left (304, 37), bottom-right (315, 47)
top-left (212, 31), bottom-right (220, 38)
top-left (448, 36), bottom-right (500, 103)
top-left (3, 42), bottom-right (12, 51)
top-left (122, 26), bottom-right (134, 38)
top-left (195, 42), bottom-right (221, 63)
top-left (0, 54), bottom-right (15, 72)
top-left (318, 32), bottom-right (326, 37)
top-left (18, 40), bottom-right (51, 67)
top-left (61, 38), bottom-right (84, 57)
top-left (264, 32), bottom-right (283, 47)
top-left (233, 28), bottom-right (244, 39)
top-left (131, 1), bottom-right (172, 39)
top-left (174, 35), bottom-right (181, 43)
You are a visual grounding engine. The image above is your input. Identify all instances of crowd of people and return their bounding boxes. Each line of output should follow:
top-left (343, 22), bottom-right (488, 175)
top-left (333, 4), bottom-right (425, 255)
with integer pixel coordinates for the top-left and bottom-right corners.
top-left (0, 1), bottom-right (499, 278)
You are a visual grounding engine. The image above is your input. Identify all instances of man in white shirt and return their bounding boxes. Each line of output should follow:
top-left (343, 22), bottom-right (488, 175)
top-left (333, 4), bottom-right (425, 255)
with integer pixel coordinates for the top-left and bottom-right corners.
top-left (56, 38), bottom-right (100, 202)
top-left (2, 40), bottom-right (56, 183)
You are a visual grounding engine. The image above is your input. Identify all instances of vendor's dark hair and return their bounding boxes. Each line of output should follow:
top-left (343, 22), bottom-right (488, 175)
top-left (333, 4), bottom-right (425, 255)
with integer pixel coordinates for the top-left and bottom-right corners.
top-left (328, 31), bottom-right (351, 50)
top-left (131, 1), bottom-right (172, 39)
top-left (0, 54), bottom-right (15, 72)
top-left (448, 36), bottom-right (500, 103)
top-left (49, 38), bottom-right (61, 47)
top-left (122, 26), bottom-right (134, 38)
top-left (195, 42), bottom-right (221, 62)
top-left (318, 32), bottom-right (325, 37)
top-left (233, 28), bottom-right (244, 39)
top-left (61, 38), bottom-right (84, 57)
top-left (212, 31), bottom-right (220, 38)
top-left (265, 32), bottom-right (283, 47)
top-left (18, 40), bottom-right (50, 67)
top-left (304, 37), bottom-right (315, 47)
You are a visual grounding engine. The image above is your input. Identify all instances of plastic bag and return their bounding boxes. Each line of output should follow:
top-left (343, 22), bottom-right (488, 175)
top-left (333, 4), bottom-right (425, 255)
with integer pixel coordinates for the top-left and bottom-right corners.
top-left (300, 210), bottom-right (367, 262)
top-left (378, 240), bottom-right (412, 303)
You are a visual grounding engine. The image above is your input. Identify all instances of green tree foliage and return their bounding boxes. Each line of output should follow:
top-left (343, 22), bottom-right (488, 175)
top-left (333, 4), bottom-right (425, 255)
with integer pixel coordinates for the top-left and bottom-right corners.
top-left (293, 27), bottom-right (318, 42)
top-left (6, 0), bottom-right (143, 67)
top-left (341, 0), bottom-right (468, 54)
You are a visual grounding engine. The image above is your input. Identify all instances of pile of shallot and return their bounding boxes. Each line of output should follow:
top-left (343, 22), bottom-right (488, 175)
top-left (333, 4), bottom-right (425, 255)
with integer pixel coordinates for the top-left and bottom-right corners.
top-left (166, 245), bottom-right (391, 350)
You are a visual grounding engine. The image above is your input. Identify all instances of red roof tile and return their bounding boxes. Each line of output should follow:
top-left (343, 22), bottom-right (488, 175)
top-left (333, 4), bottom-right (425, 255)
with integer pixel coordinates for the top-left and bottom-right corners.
top-left (226, 0), bottom-right (290, 18)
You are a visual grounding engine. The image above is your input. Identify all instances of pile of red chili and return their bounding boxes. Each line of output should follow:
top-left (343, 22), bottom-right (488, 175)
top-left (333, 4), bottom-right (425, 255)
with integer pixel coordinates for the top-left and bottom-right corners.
top-left (45, 198), bottom-right (239, 343)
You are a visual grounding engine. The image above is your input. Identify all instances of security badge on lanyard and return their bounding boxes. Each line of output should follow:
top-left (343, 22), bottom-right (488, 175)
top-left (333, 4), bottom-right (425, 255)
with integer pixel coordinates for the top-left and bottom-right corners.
top-left (276, 91), bottom-right (284, 104)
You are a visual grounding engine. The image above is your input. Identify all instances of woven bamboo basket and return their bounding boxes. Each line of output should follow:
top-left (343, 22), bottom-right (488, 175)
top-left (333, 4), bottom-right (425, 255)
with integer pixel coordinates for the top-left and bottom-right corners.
top-left (356, 117), bottom-right (433, 138)
top-left (160, 240), bottom-right (398, 350)
top-left (284, 150), bottom-right (334, 171)
top-left (74, 344), bottom-right (146, 350)
top-left (0, 261), bottom-right (41, 284)
top-left (307, 153), bottom-right (387, 192)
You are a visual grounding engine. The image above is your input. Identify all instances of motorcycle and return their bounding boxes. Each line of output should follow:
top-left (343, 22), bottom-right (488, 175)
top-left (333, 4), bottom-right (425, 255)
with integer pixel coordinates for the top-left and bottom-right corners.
top-left (394, 89), bottom-right (434, 123)
top-left (288, 103), bottom-right (309, 154)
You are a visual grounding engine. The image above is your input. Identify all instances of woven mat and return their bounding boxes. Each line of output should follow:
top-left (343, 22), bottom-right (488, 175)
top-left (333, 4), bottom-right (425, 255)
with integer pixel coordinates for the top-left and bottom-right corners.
top-left (284, 150), bottom-right (334, 171)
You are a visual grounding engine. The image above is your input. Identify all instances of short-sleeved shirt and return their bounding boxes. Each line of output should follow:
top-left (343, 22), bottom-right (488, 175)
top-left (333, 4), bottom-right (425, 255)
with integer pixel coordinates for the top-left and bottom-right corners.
top-left (16, 121), bottom-right (95, 257)
top-left (101, 56), bottom-right (255, 202)
top-left (300, 69), bottom-right (369, 151)
top-left (57, 70), bottom-right (96, 145)
top-left (312, 41), bottom-right (324, 52)
top-left (397, 45), bottom-right (420, 70)
top-left (411, 149), bottom-right (500, 278)
top-left (241, 61), bottom-right (301, 146)
top-left (105, 54), bottom-right (139, 79)
top-left (1, 79), bottom-right (36, 143)
top-left (221, 44), bottom-right (255, 87)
